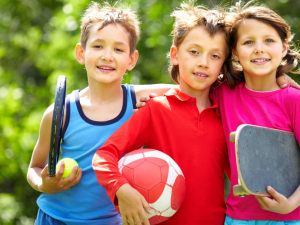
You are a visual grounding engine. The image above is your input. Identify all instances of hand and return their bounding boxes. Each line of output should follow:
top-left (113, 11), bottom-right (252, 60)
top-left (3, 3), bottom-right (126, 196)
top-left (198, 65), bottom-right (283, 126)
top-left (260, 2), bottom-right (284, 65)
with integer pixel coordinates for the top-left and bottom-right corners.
top-left (256, 186), bottom-right (297, 214)
top-left (136, 93), bottom-right (158, 109)
top-left (39, 164), bottom-right (82, 193)
top-left (116, 184), bottom-right (150, 225)
top-left (277, 74), bottom-right (300, 89)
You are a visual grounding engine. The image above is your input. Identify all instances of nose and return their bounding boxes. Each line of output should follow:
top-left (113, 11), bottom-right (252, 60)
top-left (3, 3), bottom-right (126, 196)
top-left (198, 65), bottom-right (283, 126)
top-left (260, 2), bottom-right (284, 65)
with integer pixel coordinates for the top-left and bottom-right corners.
top-left (254, 43), bottom-right (264, 54)
top-left (198, 54), bottom-right (208, 68)
top-left (101, 49), bottom-right (113, 61)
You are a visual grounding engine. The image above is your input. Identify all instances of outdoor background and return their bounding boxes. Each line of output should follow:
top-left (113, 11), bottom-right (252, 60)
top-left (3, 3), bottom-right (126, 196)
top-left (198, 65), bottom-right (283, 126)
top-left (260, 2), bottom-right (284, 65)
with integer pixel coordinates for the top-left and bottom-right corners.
top-left (0, 0), bottom-right (299, 224)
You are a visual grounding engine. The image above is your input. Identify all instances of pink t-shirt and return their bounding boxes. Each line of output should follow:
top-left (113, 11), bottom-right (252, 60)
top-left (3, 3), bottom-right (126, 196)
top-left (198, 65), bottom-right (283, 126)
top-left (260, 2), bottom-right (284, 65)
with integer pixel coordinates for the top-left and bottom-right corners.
top-left (216, 82), bottom-right (300, 220)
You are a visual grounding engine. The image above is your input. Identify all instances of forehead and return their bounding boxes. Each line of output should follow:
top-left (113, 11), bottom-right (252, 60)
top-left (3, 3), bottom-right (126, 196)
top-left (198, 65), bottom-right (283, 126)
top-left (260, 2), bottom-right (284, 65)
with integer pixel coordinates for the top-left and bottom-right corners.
top-left (237, 19), bottom-right (278, 38)
top-left (183, 26), bottom-right (227, 51)
top-left (88, 23), bottom-right (130, 44)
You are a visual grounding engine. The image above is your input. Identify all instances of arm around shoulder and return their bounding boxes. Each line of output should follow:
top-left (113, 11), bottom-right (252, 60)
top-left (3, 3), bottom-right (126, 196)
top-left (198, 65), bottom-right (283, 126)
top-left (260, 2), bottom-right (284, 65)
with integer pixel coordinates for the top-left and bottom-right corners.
top-left (134, 83), bottom-right (176, 101)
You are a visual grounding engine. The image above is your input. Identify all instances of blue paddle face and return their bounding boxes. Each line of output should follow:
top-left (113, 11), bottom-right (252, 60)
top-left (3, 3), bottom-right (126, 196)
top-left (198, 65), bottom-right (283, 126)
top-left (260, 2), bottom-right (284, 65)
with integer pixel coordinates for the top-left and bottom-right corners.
top-left (48, 76), bottom-right (66, 177)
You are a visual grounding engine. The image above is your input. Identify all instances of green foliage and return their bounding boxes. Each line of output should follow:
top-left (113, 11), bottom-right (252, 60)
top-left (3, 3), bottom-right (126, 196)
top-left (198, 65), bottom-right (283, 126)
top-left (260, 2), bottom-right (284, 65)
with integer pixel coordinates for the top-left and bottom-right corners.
top-left (1, 0), bottom-right (300, 223)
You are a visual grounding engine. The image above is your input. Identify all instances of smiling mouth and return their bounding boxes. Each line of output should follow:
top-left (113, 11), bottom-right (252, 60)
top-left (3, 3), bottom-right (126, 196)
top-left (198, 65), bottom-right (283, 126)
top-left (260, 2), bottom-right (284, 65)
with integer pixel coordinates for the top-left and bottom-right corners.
top-left (250, 58), bottom-right (271, 63)
top-left (193, 72), bottom-right (209, 78)
top-left (97, 65), bottom-right (115, 71)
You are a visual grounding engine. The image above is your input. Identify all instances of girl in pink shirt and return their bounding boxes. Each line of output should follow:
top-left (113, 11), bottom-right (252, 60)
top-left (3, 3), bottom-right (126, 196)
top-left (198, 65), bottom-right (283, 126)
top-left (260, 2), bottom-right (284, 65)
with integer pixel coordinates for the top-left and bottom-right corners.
top-left (217, 3), bottom-right (300, 224)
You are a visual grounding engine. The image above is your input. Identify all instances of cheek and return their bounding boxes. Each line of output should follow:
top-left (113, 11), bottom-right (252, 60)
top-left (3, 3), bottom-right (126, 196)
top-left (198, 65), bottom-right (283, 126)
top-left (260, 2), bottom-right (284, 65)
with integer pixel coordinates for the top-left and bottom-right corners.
top-left (211, 60), bottom-right (224, 73)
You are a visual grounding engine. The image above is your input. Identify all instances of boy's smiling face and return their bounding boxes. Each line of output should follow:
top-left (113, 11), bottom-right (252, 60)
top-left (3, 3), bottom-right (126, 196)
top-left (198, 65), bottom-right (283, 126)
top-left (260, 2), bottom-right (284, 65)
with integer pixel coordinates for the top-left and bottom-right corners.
top-left (76, 23), bottom-right (138, 85)
top-left (170, 25), bottom-right (227, 96)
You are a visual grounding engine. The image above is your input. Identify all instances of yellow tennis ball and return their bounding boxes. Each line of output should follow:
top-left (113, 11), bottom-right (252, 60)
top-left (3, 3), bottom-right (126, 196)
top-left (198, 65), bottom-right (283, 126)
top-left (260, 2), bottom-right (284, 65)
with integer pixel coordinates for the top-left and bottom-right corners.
top-left (56, 158), bottom-right (78, 178)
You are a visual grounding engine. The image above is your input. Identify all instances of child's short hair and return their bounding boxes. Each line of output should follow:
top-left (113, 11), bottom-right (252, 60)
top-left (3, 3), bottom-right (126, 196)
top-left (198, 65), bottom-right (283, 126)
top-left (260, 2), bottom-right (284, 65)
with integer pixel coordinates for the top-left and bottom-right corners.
top-left (227, 1), bottom-right (300, 87)
top-left (169, 1), bottom-right (231, 84)
top-left (80, 1), bottom-right (140, 53)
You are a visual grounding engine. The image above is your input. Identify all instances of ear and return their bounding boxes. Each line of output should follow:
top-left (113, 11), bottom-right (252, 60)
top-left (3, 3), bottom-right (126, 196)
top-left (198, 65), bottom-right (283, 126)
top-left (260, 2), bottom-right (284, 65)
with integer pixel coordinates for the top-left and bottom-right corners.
top-left (282, 41), bottom-right (289, 58)
top-left (75, 43), bottom-right (85, 65)
top-left (127, 50), bottom-right (139, 71)
top-left (170, 46), bottom-right (179, 66)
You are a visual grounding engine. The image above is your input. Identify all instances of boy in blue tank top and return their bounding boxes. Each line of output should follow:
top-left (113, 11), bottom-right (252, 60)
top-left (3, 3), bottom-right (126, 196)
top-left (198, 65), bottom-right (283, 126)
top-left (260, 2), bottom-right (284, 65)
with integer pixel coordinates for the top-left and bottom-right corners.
top-left (26, 2), bottom-right (173, 225)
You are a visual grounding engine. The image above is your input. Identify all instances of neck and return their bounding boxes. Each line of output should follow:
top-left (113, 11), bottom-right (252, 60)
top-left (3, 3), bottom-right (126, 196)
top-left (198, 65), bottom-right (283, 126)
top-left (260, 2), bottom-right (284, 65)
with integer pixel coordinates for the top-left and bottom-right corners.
top-left (244, 73), bottom-right (280, 91)
top-left (179, 85), bottom-right (211, 112)
top-left (81, 80), bottom-right (123, 104)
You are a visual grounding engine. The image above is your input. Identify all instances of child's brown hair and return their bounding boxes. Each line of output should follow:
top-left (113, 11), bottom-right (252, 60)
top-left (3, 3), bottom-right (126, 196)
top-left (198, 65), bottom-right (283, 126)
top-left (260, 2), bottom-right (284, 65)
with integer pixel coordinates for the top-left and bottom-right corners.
top-left (227, 1), bottom-right (300, 88)
top-left (169, 1), bottom-right (232, 86)
top-left (80, 1), bottom-right (140, 53)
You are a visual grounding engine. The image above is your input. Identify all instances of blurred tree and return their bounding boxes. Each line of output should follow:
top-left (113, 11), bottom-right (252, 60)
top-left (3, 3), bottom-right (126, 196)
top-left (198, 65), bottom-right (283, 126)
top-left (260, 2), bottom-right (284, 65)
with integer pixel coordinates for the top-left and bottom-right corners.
top-left (0, 0), bottom-right (299, 224)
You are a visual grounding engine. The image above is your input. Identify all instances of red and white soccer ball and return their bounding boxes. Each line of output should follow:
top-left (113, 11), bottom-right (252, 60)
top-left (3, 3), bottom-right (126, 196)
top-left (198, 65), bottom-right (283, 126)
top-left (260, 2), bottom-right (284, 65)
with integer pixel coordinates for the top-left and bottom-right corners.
top-left (118, 148), bottom-right (186, 224)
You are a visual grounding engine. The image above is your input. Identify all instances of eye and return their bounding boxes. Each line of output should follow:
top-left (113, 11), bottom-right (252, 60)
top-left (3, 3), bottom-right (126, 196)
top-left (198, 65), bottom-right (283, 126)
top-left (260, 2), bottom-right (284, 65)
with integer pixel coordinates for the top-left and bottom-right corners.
top-left (265, 38), bottom-right (275, 44)
top-left (211, 54), bottom-right (221, 60)
top-left (189, 49), bottom-right (199, 56)
top-left (93, 45), bottom-right (103, 49)
top-left (115, 48), bottom-right (125, 53)
top-left (243, 40), bottom-right (254, 45)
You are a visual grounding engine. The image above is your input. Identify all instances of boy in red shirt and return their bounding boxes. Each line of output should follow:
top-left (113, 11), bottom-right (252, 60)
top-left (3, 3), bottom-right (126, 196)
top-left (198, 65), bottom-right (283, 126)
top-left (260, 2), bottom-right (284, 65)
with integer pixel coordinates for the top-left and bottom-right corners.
top-left (92, 2), bottom-right (230, 225)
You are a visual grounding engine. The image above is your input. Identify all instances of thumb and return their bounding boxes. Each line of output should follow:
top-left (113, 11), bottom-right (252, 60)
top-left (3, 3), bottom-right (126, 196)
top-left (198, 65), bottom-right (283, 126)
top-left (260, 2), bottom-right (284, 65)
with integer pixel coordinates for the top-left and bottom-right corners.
top-left (267, 186), bottom-right (285, 202)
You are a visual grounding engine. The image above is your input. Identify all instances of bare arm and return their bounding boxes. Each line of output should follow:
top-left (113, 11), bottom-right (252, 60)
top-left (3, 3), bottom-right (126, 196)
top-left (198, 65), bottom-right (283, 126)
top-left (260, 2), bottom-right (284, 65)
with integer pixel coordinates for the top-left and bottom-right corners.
top-left (133, 84), bottom-right (176, 108)
top-left (134, 83), bottom-right (175, 101)
top-left (256, 185), bottom-right (300, 214)
top-left (27, 105), bottom-right (81, 193)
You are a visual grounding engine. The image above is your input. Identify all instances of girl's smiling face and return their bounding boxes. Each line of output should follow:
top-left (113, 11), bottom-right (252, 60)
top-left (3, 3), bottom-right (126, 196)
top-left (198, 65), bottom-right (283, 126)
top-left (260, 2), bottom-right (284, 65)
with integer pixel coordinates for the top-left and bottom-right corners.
top-left (234, 19), bottom-right (288, 82)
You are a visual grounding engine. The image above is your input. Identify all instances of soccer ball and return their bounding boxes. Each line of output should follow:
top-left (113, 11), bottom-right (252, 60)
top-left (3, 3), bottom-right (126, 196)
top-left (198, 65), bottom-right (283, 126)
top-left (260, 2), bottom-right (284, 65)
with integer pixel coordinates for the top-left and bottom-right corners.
top-left (118, 148), bottom-right (186, 224)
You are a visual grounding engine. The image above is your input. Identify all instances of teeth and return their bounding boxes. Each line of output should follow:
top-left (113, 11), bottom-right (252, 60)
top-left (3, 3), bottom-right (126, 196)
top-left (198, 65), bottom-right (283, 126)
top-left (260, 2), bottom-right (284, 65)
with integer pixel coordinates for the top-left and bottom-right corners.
top-left (98, 66), bottom-right (114, 70)
top-left (251, 58), bottom-right (270, 63)
top-left (194, 72), bottom-right (208, 77)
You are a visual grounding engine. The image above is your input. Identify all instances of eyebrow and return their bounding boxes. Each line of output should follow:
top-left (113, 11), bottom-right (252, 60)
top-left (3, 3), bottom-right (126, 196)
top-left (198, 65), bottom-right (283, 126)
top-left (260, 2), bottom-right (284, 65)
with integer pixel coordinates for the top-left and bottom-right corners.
top-left (91, 38), bottom-right (128, 46)
top-left (191, 43), bottom-right (224, 53)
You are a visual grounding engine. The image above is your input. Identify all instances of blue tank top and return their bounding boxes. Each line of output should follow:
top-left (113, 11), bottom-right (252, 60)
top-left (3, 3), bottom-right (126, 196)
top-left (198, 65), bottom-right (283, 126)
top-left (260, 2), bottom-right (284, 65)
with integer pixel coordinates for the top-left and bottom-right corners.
top-left (37, 84), bottom-right (136, 225)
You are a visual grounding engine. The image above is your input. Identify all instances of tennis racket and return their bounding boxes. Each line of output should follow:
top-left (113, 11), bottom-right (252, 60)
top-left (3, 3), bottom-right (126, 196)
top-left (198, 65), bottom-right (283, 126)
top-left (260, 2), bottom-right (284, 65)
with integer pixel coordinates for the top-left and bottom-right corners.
top-left (48, 75), bottom-right (67, 177)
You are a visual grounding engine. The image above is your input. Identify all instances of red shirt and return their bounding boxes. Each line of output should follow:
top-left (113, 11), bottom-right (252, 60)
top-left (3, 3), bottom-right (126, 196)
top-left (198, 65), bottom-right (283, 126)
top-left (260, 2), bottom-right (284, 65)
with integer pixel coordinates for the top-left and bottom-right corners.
top-left (93, 88), bottom-right (229, 225)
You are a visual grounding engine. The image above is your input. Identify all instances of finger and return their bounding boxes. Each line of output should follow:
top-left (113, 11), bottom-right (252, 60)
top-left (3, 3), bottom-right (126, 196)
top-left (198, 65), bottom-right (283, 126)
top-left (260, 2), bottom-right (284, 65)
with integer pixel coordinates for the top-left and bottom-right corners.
top-left (141, 198), bottom-right (151, 214)
top-left (74, 168), bottom-right (82, 182)
top-left (56, 161), bottom-right (65, 178)
top-left (149, 93), bottom-right (158, 98)
top-left (255, 196), bottom-right (269, 209)
top-left (291, 78), bottom-right (300, 89)
top-left (278, 75), bottom-right (288, 88)
top-left (266, 186), bottom-right (285, 202)
top-left (69, 166), bottom-right (79, 178)
top-left (135, 102), bottom-right (146, 109)
top-left (132, 213), bottom-right (142, 225)
top-left (121, 215), bottom-right (128, 225)
top-left (125, 215), bottom-right (135, 225)
top-left (140, 96), bottom-right (150, 102)
top-left (139, 212), bottom-right (150, 225)
top-left (41, 165), bottom-right (49, 178)
top-left (68, 168), bottom-right (82, 186)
